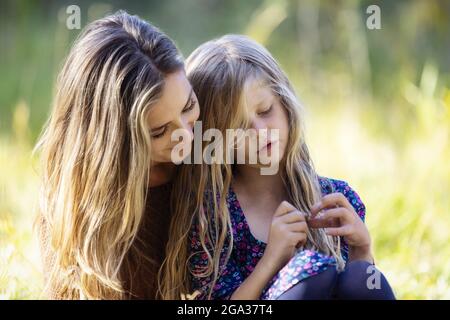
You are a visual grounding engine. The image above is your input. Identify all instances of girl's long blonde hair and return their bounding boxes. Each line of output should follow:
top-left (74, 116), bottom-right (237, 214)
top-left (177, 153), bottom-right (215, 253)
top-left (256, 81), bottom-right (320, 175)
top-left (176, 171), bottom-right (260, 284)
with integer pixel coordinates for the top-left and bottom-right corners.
top-left (160, 35), bottom-right (344, 299)
top-left (34, 11), bottom-right (184, 299)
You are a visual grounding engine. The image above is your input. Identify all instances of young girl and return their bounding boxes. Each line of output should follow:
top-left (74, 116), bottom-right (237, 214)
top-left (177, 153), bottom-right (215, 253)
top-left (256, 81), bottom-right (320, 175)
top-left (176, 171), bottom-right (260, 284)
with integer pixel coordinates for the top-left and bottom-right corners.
top-left (160, 35), bottom-right (395, 300)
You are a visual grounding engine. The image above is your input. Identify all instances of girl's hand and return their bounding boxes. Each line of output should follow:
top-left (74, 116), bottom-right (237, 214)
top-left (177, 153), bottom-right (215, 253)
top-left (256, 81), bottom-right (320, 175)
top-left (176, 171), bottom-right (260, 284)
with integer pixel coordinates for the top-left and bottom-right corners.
top-left (308, 193), bottom-right (374, 263)
top-left (232, 201), bottom-right (307, 300)
top-left (262, 201), bottom-right (308, 272)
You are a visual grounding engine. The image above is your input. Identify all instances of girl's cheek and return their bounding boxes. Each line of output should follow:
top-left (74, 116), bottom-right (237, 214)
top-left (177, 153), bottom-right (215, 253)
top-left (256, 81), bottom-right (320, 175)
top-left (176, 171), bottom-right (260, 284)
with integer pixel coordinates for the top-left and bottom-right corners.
top-left (278, 112), bottom-right (289, 139)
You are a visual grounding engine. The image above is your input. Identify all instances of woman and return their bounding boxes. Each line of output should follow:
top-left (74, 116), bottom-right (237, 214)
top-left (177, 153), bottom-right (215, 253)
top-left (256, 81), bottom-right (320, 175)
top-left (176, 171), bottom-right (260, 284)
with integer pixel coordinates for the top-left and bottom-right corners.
top-left (35, 11), bottom-right (199, 299)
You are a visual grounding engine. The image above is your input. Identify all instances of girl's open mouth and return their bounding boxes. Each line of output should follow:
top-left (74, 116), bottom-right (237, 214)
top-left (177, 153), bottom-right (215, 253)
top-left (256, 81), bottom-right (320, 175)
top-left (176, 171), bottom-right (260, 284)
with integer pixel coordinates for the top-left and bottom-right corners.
top-left (259, 140), bottom-right (278, 153)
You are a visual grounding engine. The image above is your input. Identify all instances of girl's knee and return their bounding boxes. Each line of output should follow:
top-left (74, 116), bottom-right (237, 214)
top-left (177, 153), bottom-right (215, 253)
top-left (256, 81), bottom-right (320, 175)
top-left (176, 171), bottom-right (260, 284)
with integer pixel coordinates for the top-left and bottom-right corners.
top-left (277, 267), bottom-right (338, 300)
top-left (336, 260), bottom-right (395, 300)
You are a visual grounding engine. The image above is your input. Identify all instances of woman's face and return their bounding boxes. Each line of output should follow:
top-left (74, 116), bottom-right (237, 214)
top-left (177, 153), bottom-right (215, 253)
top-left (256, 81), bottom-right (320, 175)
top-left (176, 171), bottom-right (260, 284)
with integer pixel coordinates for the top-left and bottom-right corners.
top-left (237, 78), bottom-right (289, 169)
top-left (147, 70), bottom-right (200, 164)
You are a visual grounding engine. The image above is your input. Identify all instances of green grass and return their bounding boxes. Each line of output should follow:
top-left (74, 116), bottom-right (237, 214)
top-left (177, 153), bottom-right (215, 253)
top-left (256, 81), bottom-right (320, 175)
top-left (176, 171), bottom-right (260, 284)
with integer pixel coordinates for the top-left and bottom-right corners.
top-left (1, 0), bottom-right (449, 300)
top-left (1, 82), bottom-right (449, 299)
top-left (0, 135), bottom-right (43, 299)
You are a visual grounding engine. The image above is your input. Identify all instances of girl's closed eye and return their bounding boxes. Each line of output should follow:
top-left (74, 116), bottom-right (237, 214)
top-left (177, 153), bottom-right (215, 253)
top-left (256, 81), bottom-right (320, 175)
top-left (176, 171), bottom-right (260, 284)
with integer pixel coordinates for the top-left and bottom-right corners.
top-left (258, 104), bottom-right (273, 116)
top-left (151, 126), bottom-right (167, 138)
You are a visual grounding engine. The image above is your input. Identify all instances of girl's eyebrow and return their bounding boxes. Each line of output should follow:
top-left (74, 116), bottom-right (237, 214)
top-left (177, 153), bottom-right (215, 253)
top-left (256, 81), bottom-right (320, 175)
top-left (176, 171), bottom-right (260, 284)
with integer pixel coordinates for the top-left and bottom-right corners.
top-left (254, 99), bottom-right (271, 110)
top-left (151, 88), bottom-right (194, 131)
top-left (254, 92), bottom-right (273, 108)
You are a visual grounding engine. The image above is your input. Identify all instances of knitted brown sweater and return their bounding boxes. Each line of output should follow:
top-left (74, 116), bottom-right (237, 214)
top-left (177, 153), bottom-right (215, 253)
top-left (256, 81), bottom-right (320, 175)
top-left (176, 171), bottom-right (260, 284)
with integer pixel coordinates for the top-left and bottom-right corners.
top-left (38, 184), bottom-right (172, 299)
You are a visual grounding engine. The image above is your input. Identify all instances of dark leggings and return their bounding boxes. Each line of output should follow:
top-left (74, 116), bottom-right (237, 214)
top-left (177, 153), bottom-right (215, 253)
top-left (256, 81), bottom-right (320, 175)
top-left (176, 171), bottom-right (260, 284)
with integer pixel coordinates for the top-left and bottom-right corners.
top-left (276, 260), bottom-right (396, 300)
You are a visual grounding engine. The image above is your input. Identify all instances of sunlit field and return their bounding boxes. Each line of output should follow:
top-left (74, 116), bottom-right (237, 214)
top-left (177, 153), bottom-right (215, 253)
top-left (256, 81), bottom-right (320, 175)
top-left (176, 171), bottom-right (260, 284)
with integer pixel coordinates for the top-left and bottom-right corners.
top-left (1, 0), bottom-right (449, 299)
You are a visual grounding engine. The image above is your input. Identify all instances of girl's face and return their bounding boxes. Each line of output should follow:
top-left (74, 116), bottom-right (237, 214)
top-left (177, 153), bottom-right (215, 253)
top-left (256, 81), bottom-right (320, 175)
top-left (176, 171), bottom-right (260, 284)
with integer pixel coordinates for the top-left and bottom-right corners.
top-left (147, 70), bottom-right (200, 164)
top-left (238, 78), bottom-right (289, 169)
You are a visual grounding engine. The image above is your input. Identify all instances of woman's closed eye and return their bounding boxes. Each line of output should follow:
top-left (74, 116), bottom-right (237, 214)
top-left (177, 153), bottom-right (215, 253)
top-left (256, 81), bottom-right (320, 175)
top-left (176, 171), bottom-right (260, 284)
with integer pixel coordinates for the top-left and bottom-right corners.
top-left (151, 96), bottom-right (196, 139)
top-left (182, 97), bottom-right (196, 113)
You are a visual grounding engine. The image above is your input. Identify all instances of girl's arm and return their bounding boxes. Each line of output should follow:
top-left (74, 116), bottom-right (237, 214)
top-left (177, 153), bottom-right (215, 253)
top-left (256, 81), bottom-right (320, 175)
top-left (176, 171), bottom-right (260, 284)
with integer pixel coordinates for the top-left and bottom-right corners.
top-left (348, 244), bottom-right (373, 263)
top-left (309, 192), bottom-right (374, 264)
top-left (309, 178), bottom-right (374, 263)
top-left (231, 201), bottom-right (308, 300)
top-left (229, 254), bottom-right (279, 299)
top-left (189, 220), bottom-right (245, 300)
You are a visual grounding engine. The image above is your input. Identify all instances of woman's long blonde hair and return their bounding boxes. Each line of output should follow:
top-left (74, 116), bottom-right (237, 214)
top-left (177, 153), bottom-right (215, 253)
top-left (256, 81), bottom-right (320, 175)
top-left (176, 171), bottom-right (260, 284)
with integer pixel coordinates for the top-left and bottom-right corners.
top-left (160, 35), bottom-right (344, 299)
top-left (34, 11), bottom-right (183, 299)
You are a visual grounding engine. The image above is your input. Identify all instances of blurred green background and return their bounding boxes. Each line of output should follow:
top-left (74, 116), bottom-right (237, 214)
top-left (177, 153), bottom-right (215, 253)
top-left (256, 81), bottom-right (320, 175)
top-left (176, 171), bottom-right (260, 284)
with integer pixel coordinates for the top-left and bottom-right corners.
top-left (1, 0), bottom-right (449, 299)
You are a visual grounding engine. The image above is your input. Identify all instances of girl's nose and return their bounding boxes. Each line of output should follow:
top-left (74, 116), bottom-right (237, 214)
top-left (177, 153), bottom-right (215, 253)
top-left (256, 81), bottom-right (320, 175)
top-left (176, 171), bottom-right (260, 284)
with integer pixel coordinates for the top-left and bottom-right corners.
top-left (250, 119), bottom-right (267, 131)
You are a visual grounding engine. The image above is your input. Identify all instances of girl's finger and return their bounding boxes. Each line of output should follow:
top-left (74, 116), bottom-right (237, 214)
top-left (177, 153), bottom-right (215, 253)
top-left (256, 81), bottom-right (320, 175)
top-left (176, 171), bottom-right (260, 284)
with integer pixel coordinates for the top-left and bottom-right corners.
top-left (324, 225), bottom-right (353, 237)
top-left (311, 193), bottom-right (352, 215)
top-left (307, 216), bottom-right (340, 229)
top-left (274, 200), bottom-right (298, 217)
top-left (293, 233), bottom-right (307, 248)
top-left (279, 210), bottom-right (305, 224)
top-left (287, 221), bottom-right (308, 233)
top-left (315, 207), bottom-right (348, 222)
top-left (308, 207), bottom-right (347, 229)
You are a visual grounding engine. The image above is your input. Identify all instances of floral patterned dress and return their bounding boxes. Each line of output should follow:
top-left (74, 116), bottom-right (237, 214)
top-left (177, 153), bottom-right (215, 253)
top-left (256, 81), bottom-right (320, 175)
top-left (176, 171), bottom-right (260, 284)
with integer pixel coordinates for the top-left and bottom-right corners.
top-left (189, 177), bottom-right (366, 300)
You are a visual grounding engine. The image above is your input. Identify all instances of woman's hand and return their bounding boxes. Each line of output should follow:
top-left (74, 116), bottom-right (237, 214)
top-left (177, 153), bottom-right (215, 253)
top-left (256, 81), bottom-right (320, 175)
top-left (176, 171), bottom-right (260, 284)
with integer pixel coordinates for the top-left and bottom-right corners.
top-left (262, 201), bottom-right (308, 273)
top-left (308, 193), bottom-right (374, 263)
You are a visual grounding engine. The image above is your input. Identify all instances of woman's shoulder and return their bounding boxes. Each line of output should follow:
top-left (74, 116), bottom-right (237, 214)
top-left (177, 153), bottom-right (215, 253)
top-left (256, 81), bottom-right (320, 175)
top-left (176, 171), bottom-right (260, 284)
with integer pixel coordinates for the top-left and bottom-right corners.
top-left (317, 176), bottom-right (366, 221)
